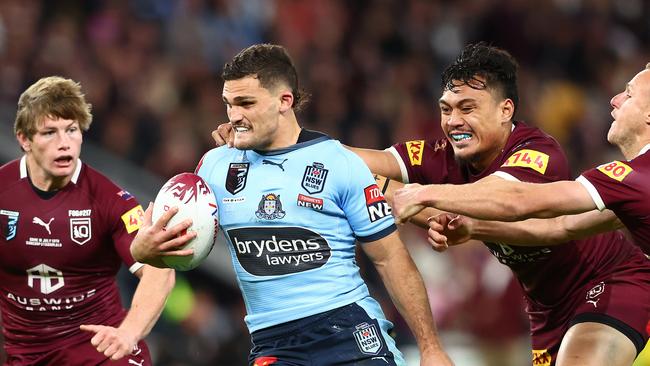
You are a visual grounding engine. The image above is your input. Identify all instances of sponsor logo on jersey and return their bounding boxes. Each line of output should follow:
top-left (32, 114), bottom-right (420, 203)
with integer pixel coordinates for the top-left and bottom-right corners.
top-left (226, 162), bottom-right (250, 195)
top-left (33, 216), bottom-right (54, 235)
top-left (297, 194), bottom-right (323, 210)
top-left (0, 209), bottom-right (19, 241)
top-left (121, 205), bottom-right (145, 234)
top-left (262, 158), bottom-right (288, 171)
top-left (364, 184), bottom-right (392, 222)
top-left (117, 190), bottom-right (134, 200)
top-left (406, 140), bottom-right (424, 166)
top-left (532, 349), bottom-right (552, 366)
top-left (596, 160), bottom-right (633, 182)
top-left (586, 281), bottom-right (605, 308)
top-left (301, 162), bottom-right (328, 194)
top-left (354, 322), bottom-right (383, 355)
top-left (255, 194), bottom-right (286, 220)
top-left (486, 242), bottom-right (552, 265)
top-left (227, 227), bottom-right (331, 276)
top-left (253, 356), bottom-right (278, 366)
top-left (10, 263), bottom-right (97, 311)
top-left (501, 149), bottom-right (549, 174)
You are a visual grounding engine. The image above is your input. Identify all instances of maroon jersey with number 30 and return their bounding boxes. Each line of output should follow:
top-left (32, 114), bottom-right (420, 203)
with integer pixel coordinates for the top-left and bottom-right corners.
top-left (0, 157), bottom-right (145, 357)
top-left (578, 145), bottom-right (650, 254)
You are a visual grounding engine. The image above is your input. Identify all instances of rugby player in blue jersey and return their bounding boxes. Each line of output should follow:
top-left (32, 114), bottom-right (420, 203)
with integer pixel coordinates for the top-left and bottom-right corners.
top-left (131, 44), bottom-right (452, 366)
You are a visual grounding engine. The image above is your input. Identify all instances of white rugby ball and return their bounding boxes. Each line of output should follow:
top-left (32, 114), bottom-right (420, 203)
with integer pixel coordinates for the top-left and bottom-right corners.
top-left (152, 173), bottom-right (218, 271)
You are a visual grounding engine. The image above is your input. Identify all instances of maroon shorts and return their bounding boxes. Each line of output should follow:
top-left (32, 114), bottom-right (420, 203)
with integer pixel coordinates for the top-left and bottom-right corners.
top-left (528, 254), bottom-right (650, 365)
top-left (4, 339), bottom-right (151, 366)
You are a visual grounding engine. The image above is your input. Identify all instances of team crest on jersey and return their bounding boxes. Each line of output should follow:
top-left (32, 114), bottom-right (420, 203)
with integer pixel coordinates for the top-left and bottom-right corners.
top-left (70, 217), bottom-right (92, 245)
top-left (301, 162), bottom-right (328, 194)
top-left (226, 163), bottom-right (250, 195)
top-left (586, 281), bottom-right (605, 308)
top-left (255, 193), bottom-right (286, 220)
top-left (0, 209), bottom-right (19, 241)
top-left (353, 322), bottom-right (382, 355)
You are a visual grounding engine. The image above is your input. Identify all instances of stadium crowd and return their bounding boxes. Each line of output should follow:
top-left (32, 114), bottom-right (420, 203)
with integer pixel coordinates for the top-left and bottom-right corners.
top-left (0, 0), bottom-right (648, 365)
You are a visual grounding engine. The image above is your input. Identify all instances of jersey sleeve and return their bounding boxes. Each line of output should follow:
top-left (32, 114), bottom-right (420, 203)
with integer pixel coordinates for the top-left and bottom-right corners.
top-left (338, 149), bottom-right (397, 242)
top-left (492, 138), bottom-right (571, 183)
top-left (105, 188), bottom-right (145, 273)
top-left (388, 139), bottom-right (450, 184)
top-left (577, 160), bottom-right (640, 211)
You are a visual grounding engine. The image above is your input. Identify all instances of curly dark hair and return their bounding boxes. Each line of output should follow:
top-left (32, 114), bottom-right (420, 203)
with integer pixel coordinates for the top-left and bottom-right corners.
top-left (222, 43), bottom-right (310, 111)
top-left (442, 42), bottom-right (519, 114)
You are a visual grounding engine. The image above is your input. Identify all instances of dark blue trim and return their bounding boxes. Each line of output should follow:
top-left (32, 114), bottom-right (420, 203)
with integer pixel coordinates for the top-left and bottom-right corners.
top-left (254, 129), bottom-right (332, 156)
top-left (356, 224), bottom-right (397, 243)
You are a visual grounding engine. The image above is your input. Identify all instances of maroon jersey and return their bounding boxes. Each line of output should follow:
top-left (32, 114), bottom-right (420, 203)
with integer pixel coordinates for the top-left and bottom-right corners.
top-left (578, 145), bottom-right (650, 254)
top-left (390, 122), bottom-right (650, 361)
top-left (0, 157), bottom-right (145, 357)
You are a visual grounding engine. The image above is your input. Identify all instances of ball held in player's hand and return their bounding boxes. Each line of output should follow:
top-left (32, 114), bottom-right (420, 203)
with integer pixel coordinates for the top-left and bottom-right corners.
top-left (152, 173), bottom-right (218, 271)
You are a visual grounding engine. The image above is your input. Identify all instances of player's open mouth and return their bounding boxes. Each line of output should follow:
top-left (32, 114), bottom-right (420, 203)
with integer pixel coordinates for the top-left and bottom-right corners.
top-left (234, 126), bottom-right (250, 133)
top-left (450, 133), bottom-right (472, 142)
top-left (54, 156), bottom-right (73, 166)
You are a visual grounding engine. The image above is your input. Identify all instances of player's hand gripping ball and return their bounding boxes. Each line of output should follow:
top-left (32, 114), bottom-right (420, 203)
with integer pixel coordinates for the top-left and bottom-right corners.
top-left (153, 173), bottom-right (218, 271)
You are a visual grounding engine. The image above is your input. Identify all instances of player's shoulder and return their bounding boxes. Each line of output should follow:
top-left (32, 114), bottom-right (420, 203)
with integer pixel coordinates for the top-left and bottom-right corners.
top-left (0, 159), bottom-right (25, 191)
top-left (509, 121), bottom-right (562, 149)
top-left (77, 162), bottom-right (129, 200)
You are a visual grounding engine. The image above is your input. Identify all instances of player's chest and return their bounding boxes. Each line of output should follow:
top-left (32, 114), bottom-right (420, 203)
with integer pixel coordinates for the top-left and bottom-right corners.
top-left (215, 159), bottom-right (337, 227)
top-left (0, 200), bottom-right (105, 268)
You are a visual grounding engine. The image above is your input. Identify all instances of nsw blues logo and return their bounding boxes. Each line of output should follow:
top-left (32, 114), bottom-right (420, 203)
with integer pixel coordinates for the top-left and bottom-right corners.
top-left (301, 162), bottom-right (328, 194)
top-left (0, 209), bottom-right (19, 241)
top-left (353, 322), bottom-right (383, 355)
top-left (226, 163), bottom-right (249, 195)
top-left (255, 193), bottom-right (286, 220)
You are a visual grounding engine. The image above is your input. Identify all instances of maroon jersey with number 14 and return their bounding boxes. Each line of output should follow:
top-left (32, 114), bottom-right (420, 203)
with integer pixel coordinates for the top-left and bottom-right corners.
top-left (0, 157), bottom-right (145, 358)
top-left (578, 144), bottom-right (650, 254)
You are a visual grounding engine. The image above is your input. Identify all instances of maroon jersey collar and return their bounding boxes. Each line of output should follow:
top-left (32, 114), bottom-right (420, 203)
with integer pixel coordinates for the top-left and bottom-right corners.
top-left (19, 155), bottom-right (83, 184)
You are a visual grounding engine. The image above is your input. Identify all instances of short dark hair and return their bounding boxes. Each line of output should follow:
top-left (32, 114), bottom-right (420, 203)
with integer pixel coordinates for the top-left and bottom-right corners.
top-left (442, 43), bottom-right (519, 114)
top-left (222, 44), bottom-right (309, 111)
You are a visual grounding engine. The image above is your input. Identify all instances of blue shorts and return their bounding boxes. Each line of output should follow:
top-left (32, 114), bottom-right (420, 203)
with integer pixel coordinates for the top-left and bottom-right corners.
top-left (249, 299), bottom-right (406, 365)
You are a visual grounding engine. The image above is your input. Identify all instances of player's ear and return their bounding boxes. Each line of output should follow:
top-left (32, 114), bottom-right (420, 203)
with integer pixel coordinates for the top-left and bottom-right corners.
top-left (500, 98), bottom-right (515, 122)
top-left (279, 91), bottom-right (294, 113)
top-left (16, 131), bottom-right (31, 152)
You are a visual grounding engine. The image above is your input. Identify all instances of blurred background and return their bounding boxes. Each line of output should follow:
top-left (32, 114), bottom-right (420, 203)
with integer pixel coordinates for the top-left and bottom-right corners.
top-left (0, 0), bottom-right (648, 365)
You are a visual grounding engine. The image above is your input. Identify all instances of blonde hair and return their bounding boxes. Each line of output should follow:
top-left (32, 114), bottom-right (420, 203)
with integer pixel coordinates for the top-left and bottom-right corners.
top-left (14, 76), bottom-right (92, 139)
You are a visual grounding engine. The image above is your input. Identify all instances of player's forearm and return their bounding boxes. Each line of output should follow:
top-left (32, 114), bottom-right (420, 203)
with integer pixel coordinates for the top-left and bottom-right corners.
top-left (418, 181), bottom-right (585, 221)
top-left (471, 218), bottom-right (571, 246)
top-left (375, 247), bottom-right (446, 356)
top-left (120, 266), bottom-right (175, 340)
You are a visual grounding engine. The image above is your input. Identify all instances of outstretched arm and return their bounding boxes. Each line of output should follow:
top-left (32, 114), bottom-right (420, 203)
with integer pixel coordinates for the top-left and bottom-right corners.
top-left (362, 231), bottom-right (453, 366)
top-left (346, 147), bottom-right (404, 181)
top-left (375, 174), bottom-right (444, 229)
top-left (394, 177), bottom-right (598, 223)
top-left (80, 262), bottom-right (175, 360)
top-left (429, 209), bottom-right (622, 250)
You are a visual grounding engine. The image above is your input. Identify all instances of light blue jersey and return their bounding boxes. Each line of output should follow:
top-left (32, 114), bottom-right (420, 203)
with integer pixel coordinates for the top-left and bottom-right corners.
top-left (196, 131), bottom-right (397, 332)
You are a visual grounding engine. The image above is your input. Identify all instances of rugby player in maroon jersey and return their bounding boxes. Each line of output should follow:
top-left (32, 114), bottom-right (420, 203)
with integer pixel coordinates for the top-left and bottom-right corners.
top-left (0, 76), bottom-right (185, 365)
top-left (395, 63), bottom-right (650, 366)
top-left (214, 44), bottom-right (650, 365)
